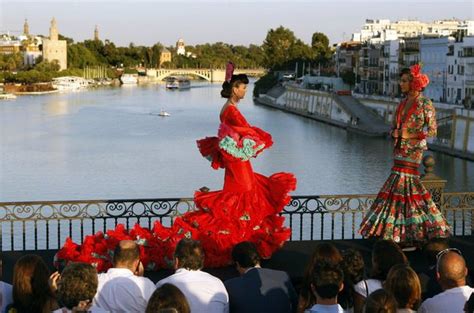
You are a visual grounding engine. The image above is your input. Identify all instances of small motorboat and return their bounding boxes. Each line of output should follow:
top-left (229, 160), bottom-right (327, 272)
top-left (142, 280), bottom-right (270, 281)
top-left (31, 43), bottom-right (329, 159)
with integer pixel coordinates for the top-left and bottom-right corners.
top-left (158, 108), bottom-right (170, 117)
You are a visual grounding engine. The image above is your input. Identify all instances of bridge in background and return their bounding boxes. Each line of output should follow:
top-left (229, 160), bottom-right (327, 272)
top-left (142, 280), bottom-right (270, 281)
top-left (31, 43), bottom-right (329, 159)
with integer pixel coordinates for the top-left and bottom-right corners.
top-left (146, 68), bottom-right (266, 82)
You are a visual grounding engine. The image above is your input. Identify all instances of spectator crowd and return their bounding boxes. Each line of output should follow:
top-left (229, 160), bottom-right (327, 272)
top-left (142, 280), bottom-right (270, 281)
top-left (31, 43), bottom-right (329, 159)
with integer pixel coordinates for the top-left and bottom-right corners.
top-left (1, 237), bottom-right (473, 313)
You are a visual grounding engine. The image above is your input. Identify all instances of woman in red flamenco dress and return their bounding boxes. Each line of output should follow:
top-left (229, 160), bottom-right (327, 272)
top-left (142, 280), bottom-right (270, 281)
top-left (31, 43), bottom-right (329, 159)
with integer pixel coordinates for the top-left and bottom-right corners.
top-left (184, 66), bottom-right (296, 267)
top-left (56, 63), bottom-right (296, 271)
top-left (359, 64), bottom-right (450, 245)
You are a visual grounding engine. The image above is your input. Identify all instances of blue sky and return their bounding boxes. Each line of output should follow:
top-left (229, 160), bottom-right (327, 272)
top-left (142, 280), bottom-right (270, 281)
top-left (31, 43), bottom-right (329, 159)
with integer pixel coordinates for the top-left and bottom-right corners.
top-left (1, 0), bottom-right (473, 47)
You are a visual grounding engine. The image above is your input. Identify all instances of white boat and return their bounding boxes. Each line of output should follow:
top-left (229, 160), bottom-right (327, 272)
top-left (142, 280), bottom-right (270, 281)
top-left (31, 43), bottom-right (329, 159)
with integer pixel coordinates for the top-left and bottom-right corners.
top-left (0, 93), bottom-right (17, 100)
top-left (165, 76), bottom-right (190, 90)
top-left (158, 108), bottom-right (170, 117)
top-left (52, 76), bottom-right (90, 91)
top-left (120, 74), bottom-right (138, 85)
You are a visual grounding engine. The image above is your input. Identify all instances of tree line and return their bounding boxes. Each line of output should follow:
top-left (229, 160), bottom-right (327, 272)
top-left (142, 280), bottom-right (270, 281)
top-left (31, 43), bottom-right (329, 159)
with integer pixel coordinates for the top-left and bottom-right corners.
top-left (1, 26), bottom-right (333, 84)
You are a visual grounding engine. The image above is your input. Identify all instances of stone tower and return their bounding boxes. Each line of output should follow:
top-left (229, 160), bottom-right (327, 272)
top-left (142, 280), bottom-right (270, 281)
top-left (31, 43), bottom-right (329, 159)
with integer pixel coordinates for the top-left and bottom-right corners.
top-left (94, 25), bottom-right (99, 41)
top-left (49, 17), bottom-right (58, 41)
top-left (23, 19), bottom-right (29, 36)
top-left (42, 17), bottom-right (67, 70)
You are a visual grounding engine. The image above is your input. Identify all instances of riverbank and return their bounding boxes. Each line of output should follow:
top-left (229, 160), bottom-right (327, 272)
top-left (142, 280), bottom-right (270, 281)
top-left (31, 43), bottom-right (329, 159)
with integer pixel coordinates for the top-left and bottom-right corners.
top-left (257, 85), bottom-right (474, 161)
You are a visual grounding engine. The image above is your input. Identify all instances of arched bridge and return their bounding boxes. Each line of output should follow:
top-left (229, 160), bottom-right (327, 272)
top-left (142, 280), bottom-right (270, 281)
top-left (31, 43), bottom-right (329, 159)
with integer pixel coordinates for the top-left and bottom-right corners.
top-left (153, 68), bottom-right (266, 82)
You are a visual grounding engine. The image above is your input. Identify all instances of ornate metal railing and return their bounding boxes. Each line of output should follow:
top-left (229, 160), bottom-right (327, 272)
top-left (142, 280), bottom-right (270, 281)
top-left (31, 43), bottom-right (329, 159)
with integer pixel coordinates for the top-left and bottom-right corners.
top-left (1, 192), bottom-right (473, 252)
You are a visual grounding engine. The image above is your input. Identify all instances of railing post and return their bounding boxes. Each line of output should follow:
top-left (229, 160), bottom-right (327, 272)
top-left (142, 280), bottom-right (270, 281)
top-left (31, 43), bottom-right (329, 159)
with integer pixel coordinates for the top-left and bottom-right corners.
top-left (421, 155), bottom-right (447, 210)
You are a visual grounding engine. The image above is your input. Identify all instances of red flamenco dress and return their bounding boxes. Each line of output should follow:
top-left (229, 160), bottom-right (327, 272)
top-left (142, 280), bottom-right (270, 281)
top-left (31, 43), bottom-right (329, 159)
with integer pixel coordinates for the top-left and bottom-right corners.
top-left (359, 94), bottom-right (450, 243)
top-left (56, 105), bottom-right (296, 272)
top-left (185, 105), bottom-right (296, 266)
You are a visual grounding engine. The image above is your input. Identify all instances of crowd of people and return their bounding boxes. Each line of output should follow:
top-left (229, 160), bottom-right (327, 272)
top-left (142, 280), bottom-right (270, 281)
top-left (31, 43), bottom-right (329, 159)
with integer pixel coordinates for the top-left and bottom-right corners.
top-left (1, 237), bottom-right (473, 313)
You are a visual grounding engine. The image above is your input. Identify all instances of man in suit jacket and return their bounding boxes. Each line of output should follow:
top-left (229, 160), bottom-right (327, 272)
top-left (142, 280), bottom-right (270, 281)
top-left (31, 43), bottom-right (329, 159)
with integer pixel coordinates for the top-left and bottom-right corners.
top-left (224, 241), bottom-right (298, 313)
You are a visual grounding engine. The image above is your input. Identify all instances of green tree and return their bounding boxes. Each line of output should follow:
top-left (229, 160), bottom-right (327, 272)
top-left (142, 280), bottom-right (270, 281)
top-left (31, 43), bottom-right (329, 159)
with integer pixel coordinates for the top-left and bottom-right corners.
top-left (35, 59), bottom-right (60, 72)
top-left (311, 32), bottom-right (331, 63)
top-left (262, 26), bottom-right (313, 70)
top-left (262, 26), bottom-right (297, 69)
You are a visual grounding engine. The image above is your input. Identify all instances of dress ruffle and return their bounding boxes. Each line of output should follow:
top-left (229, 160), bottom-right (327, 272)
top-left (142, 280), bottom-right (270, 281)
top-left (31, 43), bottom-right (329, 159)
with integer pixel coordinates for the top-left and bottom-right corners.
top-left (359, 165), bottom-right (450, 242)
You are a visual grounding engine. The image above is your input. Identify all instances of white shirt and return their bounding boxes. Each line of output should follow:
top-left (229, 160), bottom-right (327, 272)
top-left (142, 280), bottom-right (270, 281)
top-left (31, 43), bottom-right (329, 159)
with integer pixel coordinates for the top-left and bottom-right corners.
top-left (156, 268), bottom-right (229, 313)
top-left (52, 306), bottom-right (108, 313)
top-left (418, 285), bottom-right (474, 313)
top-left (94, 268), bottom-right (156, 313)
top-left (353, 279), bottom-right (383, 298)
top-left (0, 281), bottom-right (13, 313)
top-left (306, 303), bottom-right (345, 313)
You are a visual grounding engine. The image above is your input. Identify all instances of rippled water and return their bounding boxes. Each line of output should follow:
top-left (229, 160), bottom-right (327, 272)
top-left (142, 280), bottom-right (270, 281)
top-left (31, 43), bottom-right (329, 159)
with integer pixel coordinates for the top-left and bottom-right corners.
top-left (1, 82), bottom-right (473, 202)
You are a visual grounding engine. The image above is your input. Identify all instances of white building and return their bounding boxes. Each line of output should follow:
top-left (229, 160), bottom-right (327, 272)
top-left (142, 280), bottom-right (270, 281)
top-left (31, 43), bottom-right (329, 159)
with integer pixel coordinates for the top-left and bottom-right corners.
top-left (387, 39), bottom-right (401, 96)
top-left (420, 36), bottom-right (454, 102)
top-left (352, 19), bottom-right (391, 42)
top-left (176, 38), bottom-right (185, 56)
top-left (446, 36), bottom-right (474, 105)
top-left (352, 19), bottom-right (473, 43)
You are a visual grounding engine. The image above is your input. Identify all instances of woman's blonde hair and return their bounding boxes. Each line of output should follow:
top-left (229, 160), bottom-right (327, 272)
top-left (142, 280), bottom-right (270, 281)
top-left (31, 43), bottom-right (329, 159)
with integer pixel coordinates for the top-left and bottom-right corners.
top-left (384, 264), bottom-right (421, 309)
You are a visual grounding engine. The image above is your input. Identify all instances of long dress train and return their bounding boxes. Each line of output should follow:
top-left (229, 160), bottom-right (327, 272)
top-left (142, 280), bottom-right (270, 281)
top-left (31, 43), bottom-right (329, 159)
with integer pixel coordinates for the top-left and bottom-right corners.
top-left (56, 105), bottom-right (296, 271)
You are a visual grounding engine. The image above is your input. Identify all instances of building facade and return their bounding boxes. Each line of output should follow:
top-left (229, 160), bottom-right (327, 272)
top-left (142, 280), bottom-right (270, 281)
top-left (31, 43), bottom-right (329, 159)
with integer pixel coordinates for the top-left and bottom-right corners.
top-left (160, 48), bottom-right (172, 67)
top-left (446, 36), bottom-right (474, 106)
top-left (420, 36), bottom-right (454, 102)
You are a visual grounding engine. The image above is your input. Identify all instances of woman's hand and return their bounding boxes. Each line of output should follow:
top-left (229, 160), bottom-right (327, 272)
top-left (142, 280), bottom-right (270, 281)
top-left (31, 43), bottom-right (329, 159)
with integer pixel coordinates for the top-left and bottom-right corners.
top-left (391, 129), bottom-right (399, 138)
top-left (49, 271), bottom-right (61, 293)
top-left (71, 299), bottom-right (92, 312)
top-left (134, 261), bottom-right (145, 277)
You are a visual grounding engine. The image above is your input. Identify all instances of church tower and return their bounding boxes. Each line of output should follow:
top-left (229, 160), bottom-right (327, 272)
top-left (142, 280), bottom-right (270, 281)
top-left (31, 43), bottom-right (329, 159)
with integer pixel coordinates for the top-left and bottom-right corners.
top-left (23, 19), bottom-right (29, 36)
top-left (49, 17), bottom-right (58, 41)
top-left (94, 25), bottom-right (99, 41)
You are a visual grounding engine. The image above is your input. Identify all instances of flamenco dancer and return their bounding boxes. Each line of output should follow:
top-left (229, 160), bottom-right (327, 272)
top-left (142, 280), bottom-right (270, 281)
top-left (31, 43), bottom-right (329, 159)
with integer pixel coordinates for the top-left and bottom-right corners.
top-left (56, 62), bottom-right (296, 271)
top-left (359, 64), bottom-right (450, 246)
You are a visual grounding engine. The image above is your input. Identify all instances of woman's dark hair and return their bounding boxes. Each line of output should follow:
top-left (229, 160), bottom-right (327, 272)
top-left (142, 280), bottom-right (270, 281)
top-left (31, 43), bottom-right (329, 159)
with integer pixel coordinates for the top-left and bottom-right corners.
top-left (220, 74), bottom-right (249, 98)
top-left (384, 264), bottom-right (421, 310)
top-left (146, 283), bottom-right (191, 313)
top-left (371, 240), bottom-right (408, 281)
top-left (311, 262), bottom-right (344, 300)
top-left (364, 289), bottom-right (397, 313)
top-left (339, 249), bottom-right (365, 309)
top-left (299, 243), bottom-right (343, 311)
top-left (10, 254), bottom-right (56, 313)
top-left (399, 68), bottom-right (412, 78)
top-left (57, 262), bottom-right (98, 310)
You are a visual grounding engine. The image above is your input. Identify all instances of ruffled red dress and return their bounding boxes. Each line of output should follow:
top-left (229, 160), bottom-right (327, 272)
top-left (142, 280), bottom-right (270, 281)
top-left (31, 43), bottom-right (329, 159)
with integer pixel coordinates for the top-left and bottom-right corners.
top-left (56, 105), bottom-right (296, 271)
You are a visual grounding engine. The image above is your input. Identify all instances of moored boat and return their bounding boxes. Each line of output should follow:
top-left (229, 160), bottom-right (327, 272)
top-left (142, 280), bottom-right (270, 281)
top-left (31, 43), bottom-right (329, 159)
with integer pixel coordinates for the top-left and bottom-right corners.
top-left (165, 76), bottom-right (190, 90)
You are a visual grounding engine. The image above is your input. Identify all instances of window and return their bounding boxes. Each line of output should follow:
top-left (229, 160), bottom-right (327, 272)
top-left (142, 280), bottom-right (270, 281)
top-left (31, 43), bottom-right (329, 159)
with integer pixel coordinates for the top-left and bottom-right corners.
top-left (457, 88), bottom-right (462, 100)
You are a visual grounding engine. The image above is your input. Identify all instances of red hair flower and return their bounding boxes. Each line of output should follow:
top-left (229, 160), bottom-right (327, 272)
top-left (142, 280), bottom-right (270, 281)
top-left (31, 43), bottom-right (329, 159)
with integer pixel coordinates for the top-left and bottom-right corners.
top-left (409, 64), bottom-right (429, 91)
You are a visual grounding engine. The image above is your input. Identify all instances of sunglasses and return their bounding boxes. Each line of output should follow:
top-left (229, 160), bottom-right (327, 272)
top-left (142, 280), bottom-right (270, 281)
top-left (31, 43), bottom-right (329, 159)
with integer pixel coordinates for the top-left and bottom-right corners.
top-left (436, 248), bottom-right (462, 272)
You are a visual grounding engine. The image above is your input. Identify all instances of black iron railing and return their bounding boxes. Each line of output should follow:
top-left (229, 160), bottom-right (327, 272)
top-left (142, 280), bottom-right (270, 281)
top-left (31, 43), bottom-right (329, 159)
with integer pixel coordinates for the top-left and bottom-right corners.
top-left (1, 192), bottom-right (472, 252)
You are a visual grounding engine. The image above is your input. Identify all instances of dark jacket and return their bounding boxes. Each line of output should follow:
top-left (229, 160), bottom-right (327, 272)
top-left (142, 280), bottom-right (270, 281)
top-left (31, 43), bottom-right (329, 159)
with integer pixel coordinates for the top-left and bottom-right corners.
top-left (224, 267), bottom-right (298, 313)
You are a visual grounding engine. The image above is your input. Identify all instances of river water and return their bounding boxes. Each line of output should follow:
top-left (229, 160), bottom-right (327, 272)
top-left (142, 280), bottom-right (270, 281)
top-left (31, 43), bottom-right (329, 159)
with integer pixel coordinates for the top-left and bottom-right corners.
top-left (1, 81), bottom-right (473, 203)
